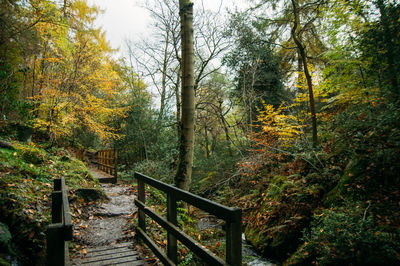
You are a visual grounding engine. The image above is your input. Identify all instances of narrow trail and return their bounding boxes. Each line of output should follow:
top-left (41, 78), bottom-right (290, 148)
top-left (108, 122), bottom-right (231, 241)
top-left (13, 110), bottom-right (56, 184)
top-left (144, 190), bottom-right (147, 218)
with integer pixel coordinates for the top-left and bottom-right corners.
top-left (71, 167), bottom-right (144, 265)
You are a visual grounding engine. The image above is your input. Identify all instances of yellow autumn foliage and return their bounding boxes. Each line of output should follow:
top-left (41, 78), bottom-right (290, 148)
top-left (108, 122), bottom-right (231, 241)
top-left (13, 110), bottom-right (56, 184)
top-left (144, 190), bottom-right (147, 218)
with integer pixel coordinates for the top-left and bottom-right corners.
top-left (251, 100), bottom-right (304, 150)
top-left (29, 0), bottom-right (129, 143)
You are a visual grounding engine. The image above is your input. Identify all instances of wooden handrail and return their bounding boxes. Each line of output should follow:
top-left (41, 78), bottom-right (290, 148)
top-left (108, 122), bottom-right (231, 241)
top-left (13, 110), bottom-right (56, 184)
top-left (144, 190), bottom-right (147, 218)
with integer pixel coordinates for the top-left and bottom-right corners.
top-left (46, 177), bottom-right (73, 266)
top-left (97, 149), bottom-right (118, 183)
top-left (134, 172), bottom-right (242, 266)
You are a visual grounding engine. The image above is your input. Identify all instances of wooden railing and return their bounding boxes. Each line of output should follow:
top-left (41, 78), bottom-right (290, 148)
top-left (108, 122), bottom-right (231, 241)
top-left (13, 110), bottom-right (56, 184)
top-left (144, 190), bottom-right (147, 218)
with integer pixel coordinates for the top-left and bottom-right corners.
top-left (134, 172), bottom-right (242, 266)
top-left (46, 177), bottom-right (73, 266)
top-left (97, 149), bottom-right (118, 182)
top-left (76, 149), bottom-right (84, 161)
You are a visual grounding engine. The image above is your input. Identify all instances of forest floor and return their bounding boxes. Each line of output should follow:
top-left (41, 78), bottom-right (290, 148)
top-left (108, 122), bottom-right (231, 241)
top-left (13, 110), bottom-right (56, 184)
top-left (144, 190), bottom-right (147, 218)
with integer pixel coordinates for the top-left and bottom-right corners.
top-left (70, 167), bottom-right (149, 265)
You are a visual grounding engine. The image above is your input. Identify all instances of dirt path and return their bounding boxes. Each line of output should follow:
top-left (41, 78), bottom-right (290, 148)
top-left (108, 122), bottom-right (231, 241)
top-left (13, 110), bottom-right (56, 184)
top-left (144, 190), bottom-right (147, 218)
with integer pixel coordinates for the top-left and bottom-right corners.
top-left (71, 168), bottom-right (143, 265)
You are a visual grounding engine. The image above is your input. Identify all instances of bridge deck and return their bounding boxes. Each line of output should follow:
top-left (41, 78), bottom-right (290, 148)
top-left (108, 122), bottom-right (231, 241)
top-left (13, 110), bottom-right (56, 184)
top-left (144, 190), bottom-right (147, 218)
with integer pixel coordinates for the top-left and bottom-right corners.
top-left (89, 165), bottom-right (116, 183)
top-left (71, 167), bottom-right (145, 265)
top-left (72, 243), bottom-right (144, 266)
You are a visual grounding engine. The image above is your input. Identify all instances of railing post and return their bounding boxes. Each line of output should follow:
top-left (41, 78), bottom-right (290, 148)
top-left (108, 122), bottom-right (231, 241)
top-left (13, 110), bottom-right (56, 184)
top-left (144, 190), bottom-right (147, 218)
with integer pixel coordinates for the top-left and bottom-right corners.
top-left (167, 193), bottom-right (177, 264)
top-left (52, 179), bottom-right (62, 224)
top-left (226, 208), bottom-right (242, 266)
top-left (106, 150), bottom-right (110, 174)
top-left (101, 151), bottom-right (104, 172)
top-left (46, 224), bottom-right (65, 266)
top-left (114, 149), bottom-right (118, 182)
top-left (138, 178), bottom-right (146, 233)
top-left (52, 191), bottom-right (62, 223)
top-left (54, 178), bottom-right (61, 191)
top-left (108, 150), bottom-right (114, 175)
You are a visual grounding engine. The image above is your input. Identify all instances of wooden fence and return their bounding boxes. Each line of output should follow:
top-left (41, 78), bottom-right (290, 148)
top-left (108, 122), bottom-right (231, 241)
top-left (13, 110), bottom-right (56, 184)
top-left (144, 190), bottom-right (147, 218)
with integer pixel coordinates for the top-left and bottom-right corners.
top-left (134, 172), bottom-right (242, 266)
top-left (75, 149), bottom-right (84, 161)
top-left (46, 177), bottom-right (72, 266)
top-left (97, 149), bottom-right (118, 182)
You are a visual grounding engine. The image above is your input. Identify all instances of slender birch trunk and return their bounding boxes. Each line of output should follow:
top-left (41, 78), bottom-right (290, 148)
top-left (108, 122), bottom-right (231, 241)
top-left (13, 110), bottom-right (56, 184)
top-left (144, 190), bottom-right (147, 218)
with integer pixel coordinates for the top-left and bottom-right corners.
top-left (175, 0), bottom-right (195, 191)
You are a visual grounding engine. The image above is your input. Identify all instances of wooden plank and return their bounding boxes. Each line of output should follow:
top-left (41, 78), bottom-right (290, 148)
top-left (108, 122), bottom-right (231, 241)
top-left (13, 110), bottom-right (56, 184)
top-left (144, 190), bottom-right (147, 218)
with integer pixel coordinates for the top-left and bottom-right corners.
top-left (81, 259), bottom-right (144, 266)
top-left (84, 248), bottom-right (138, 258)
top-left (81, 254), bottom-right (140, 265)
top-left (80, 251), bottom-right (139, 263)
top-left (86, 243), bottom-right (132, 253)
top-left (112, 260), bottom-right (145, 266)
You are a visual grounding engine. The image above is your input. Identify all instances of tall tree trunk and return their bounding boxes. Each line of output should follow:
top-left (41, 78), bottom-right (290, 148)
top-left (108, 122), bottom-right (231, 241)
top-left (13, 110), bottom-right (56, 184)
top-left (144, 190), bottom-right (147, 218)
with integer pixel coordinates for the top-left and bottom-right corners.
top-left (158, 32), bottom-right (170, 124)
top-left (204, 126), bottom-right (210, 158)
top-left (377, 0), bottom-right (399, 94)
top-left (175, 0), bottom-right (195, 191)
top-left (175, 72), bottom-right (181, 138)
top-left (291, 0), bottom-right (318, 146)
top-left (221, 117), bottom-right (233, 156)
top-left (295, 3), bottom-right (303, 93)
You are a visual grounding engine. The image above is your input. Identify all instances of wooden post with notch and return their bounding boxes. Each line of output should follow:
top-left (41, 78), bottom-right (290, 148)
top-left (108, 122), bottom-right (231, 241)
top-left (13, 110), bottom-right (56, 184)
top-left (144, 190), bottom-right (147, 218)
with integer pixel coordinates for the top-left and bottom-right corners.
top-left (167, 193), bottom-right (177, 263)
top-left (226, 208), bottom-right (242, 266)
top-left (46, 224), bottom-right (65, 266)
top-left (138, 178), bottom-right (146, 232)
top-left (108, 150), bottom-right (111, 175)
top-left (52, 179), bottom-right (62, 223)
top-left (114, 149), bottom-right (118, 183)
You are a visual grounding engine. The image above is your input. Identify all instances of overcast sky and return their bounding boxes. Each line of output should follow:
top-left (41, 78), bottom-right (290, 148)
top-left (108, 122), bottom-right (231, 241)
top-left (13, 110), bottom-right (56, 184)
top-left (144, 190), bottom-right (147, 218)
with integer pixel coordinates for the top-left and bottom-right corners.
top-left (86, 0), bottom-right (249, 56)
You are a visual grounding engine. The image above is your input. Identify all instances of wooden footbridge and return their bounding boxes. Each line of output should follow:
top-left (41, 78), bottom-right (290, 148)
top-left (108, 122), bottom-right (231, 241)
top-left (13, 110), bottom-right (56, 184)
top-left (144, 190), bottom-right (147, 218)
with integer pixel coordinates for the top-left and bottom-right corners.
top-left (47, 149), bottom-right (242, 266)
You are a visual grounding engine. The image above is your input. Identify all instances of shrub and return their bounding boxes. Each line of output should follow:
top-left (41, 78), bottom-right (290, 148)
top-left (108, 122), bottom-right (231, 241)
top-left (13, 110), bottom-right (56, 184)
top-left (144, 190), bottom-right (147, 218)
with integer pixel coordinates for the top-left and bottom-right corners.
top-left (133, 159), bottom-right (175, 183)
top-left (15, 143), bottom-right (46, 164)
top-left (289, 202), bottom-right (400, 265)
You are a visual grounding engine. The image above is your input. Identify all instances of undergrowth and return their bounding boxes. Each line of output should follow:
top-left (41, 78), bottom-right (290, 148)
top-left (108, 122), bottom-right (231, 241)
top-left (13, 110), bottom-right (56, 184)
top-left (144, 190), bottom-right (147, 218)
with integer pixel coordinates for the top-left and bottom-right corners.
top-left (0, 141), bottom-right (100, 265)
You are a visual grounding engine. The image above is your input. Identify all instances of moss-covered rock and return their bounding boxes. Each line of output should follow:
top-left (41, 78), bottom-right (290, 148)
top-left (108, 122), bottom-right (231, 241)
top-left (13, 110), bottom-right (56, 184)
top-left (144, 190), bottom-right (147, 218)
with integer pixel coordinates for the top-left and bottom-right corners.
top-left (244, 174), bottom-right (321, 261)
top-left (75, 188), bottom-right (108, 202)
top-left (323, 157), bottom-right (369, 206)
